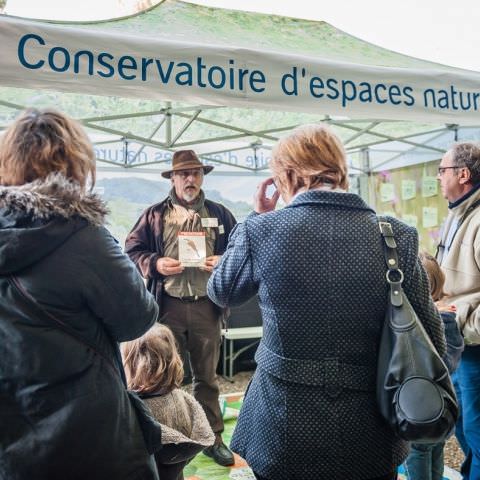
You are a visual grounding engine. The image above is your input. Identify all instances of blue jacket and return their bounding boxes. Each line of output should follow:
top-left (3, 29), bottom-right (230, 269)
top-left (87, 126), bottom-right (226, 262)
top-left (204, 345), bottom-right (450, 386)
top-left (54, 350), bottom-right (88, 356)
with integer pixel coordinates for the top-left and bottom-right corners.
top-left (208, 190), bottom-right (446, 480)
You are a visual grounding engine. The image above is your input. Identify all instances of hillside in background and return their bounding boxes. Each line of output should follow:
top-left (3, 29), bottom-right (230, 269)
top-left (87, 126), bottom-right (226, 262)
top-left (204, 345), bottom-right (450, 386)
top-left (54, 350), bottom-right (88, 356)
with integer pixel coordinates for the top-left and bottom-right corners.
top-left (97, 177), bottom-right (170, 204)
top-left (96, 177), bottom-right (252, 245)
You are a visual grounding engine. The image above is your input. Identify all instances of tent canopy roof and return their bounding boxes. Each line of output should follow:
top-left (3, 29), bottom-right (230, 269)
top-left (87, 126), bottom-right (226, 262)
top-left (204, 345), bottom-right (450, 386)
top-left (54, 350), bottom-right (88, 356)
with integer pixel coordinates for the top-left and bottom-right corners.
top-left (0, 0), bottom-right (478, 174)
top-left (82, 0), bottom-right (452, 70)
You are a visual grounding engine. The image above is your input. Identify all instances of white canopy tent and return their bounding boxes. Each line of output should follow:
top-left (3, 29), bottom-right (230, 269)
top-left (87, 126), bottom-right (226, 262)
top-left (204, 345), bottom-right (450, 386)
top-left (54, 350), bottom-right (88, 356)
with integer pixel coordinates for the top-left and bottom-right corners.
top-left (0, 0), bottom-right (479, 176)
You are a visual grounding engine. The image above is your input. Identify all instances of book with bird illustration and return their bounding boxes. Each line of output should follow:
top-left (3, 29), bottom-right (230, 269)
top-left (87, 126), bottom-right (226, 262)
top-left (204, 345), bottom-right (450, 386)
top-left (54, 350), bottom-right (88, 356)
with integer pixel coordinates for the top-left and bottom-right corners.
top-left (178, 231), bottom-right (207, 267)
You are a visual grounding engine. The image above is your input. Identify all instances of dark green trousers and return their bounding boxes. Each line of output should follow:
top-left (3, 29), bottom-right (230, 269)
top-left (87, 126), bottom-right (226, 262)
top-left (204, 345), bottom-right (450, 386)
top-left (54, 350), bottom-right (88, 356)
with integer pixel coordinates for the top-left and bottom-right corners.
top-left (161, 294), bottom-right (223, 434)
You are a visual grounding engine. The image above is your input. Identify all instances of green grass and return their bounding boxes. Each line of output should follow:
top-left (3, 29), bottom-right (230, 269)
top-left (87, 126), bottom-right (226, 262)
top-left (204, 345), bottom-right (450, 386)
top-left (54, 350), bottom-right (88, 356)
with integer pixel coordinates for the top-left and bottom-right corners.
top-left (184, 396), bottom-right (250, 480)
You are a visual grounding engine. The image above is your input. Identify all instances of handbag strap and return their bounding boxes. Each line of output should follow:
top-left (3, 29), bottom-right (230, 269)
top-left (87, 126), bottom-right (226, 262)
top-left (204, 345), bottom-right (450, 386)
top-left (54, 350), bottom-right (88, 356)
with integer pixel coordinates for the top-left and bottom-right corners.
top-left (8, 274), bottom-right (126, 385)
top-left (378, 220), bottom-right (404, 308)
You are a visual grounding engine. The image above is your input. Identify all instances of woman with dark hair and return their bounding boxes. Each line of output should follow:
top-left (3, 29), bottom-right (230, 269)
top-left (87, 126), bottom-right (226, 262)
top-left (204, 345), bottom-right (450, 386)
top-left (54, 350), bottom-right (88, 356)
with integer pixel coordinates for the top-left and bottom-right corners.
top-left (0, 108), bottom-right (160, 479)
top-left (208, 124), bottom-right (446, 480)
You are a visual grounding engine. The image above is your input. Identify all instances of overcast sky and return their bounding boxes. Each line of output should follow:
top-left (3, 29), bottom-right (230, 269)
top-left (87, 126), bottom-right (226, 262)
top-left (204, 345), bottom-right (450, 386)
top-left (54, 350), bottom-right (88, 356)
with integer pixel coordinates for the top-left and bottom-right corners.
top-left (5, 0), bottom-right (480, 72)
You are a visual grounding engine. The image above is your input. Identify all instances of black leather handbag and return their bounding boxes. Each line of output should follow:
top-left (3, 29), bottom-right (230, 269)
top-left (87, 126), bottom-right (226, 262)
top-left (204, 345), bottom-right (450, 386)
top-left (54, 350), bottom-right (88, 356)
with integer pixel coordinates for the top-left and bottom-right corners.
top-left (377, 221), bottom-right (459, 443)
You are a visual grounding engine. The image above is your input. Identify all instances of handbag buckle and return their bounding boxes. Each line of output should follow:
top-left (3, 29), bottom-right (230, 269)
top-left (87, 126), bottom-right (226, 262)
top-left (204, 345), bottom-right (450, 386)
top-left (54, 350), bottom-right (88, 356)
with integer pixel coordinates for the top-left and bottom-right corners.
top-left (386, 268), bottom-right (404, 285)
top-left (379, 221), bottom-right (397, 248)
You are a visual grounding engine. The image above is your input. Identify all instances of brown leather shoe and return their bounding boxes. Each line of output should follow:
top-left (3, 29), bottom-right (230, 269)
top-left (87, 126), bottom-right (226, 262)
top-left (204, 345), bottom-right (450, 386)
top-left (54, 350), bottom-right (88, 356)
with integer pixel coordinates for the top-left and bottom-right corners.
top-left (203, 441), bottom-right (235, 466)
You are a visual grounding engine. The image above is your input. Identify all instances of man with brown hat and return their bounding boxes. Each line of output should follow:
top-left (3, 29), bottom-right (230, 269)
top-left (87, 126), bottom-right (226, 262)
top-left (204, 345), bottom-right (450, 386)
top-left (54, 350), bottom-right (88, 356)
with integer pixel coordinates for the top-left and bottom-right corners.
top-left (125, 150), bottom-right (237, 467)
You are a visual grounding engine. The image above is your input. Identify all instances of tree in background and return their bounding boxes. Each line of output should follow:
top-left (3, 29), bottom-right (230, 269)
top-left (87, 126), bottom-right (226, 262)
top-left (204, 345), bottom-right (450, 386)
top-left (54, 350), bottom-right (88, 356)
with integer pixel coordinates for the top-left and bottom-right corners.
top-left (0, 0), bottom-right (7, 14)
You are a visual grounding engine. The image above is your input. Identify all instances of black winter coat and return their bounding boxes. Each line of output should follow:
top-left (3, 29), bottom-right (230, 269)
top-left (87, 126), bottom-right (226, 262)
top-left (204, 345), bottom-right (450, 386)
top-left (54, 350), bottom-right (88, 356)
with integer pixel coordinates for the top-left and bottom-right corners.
top-left (0, 175), bottom-right (160, 480)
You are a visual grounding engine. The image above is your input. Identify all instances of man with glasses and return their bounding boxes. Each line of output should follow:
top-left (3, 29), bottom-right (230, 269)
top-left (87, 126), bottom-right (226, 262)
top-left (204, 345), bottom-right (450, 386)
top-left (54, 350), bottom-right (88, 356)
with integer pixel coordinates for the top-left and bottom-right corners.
top-left (437, 142), bottom-right (480, 480)
top-left (125, 150), bottom-right (236, 467)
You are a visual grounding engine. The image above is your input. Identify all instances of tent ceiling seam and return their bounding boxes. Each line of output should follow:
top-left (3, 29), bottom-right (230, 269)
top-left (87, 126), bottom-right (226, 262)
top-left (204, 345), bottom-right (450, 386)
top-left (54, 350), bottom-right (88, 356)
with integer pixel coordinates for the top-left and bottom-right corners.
top-left (371, 129), bottom-right (450, 169)
top-left (328, 120), bottom-right (445, 153)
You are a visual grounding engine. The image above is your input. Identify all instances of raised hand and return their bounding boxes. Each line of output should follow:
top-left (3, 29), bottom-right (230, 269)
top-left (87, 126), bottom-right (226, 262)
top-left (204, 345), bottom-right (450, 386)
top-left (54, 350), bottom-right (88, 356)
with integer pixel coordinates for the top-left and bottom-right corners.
top-left (254, 177), bottom-right (280, 214)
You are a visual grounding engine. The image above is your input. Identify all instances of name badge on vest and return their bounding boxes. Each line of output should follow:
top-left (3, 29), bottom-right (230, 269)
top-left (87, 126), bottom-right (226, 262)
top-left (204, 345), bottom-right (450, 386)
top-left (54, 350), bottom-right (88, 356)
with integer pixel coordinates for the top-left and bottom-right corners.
top-left (201, 217), bottom-right (218, 228)
top-left (178, 232), bottom-right (206, 267)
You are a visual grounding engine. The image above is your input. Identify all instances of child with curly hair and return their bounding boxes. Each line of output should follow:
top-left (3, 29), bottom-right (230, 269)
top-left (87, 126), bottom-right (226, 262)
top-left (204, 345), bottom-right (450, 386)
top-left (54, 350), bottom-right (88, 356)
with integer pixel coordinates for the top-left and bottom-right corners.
top-left (122, 323), bottom-right (215, 480)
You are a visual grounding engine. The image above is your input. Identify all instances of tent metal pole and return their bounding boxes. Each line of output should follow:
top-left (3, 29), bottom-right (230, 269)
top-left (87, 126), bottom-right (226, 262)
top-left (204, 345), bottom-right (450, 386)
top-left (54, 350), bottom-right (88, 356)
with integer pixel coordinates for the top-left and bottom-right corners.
top-left (347, 127), bottom-right (450, 151)
top-left (344, 122), bottom-right (380, 145)
top-left (173, 125), bottom-right (296, 147)
top-left (123, 139), bottom-right (129, 167)
top-left (82, 110), bottom-right (168, 123)
top-left (0, 99), bottom-right (25, 111)
top-left (170, 110), bottom-right (201, 146)
top-left (127, 115), bottom-right (167, 165)
top-left (328, 121), bottom-right (445, 153)
top-left (80, 105), bottom-right (221, 123)
top-left (173, 111), bottom-right (286, 142)
top-left (371, 129), bottom-right (448, 170)
top-left (83, 123), bottom-right (168, 149)
top-left (165, 102), bottom-right (173, 147)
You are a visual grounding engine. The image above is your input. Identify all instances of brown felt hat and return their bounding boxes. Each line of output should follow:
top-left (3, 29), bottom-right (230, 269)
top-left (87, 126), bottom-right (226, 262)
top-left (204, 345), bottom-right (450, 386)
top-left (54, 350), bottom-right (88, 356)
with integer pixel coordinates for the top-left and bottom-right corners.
top-left (161, 150), bottom-right (214, 178)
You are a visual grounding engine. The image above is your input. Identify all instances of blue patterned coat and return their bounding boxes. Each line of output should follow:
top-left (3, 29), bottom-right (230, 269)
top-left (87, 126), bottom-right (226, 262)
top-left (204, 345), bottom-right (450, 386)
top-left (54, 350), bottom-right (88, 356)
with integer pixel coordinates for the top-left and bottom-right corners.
top-left (208, 190), bottom-right (446, 480)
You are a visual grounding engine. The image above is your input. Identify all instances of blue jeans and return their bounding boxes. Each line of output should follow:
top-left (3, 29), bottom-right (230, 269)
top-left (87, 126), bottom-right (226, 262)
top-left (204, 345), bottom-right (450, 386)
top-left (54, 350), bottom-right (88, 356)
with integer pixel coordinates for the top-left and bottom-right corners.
top-left (453, 346), bottom-right (480, 480)
top-left (404, 442), bottom-right (445, 480)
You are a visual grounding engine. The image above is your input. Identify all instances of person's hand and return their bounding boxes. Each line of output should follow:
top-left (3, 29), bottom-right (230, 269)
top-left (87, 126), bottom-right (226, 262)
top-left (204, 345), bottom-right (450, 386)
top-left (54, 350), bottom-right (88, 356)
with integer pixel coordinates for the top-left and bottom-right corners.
top-left (156, 257), bottom-right (184, 276)
top-left (200, 255), bottom-right (221, 273)
top-left (254, 177), bottom-right (280, 213)
top-left (435, 300), bottom-right (456, 313)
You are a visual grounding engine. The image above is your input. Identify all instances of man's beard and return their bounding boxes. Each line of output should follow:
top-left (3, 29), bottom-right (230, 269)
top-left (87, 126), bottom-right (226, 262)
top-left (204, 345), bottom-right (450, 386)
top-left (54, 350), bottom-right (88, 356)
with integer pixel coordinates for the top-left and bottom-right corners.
top-left (183, 187), bottom-right (199, 203)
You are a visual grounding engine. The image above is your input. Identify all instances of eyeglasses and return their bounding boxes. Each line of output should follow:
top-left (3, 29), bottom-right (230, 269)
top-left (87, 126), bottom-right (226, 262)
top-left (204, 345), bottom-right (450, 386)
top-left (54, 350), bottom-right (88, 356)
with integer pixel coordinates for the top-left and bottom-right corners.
top-left (174, 169), bottom-right (203, 179)
top-left (437, 165), bottom-right (463, 176)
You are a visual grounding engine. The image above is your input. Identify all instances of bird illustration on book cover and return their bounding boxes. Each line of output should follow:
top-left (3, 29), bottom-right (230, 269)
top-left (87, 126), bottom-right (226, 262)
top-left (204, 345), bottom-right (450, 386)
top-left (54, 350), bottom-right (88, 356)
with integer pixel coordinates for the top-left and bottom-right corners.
top-left (185, 239), bottom-right (201, 258)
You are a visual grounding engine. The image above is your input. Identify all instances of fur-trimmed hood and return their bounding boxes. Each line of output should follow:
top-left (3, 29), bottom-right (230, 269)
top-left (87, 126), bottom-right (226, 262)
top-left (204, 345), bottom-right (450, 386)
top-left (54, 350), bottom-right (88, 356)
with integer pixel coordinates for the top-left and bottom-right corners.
top-left (0, 174), bottom-right (109, 275)
top-left (0, 173), bottom-right (108, 226)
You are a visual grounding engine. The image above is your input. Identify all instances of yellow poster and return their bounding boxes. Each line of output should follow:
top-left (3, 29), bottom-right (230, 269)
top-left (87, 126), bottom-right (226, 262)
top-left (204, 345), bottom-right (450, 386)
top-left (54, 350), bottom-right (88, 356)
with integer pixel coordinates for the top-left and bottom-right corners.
top-left (422, 177), bottom-right (438, 197)
top-left (402, 214), bottom-right (418, 228)
top-left (422, 207), bottom-right (438, 228)
top-left (380, 183), bottom-right (395, 203)
top-left (401, 180), bottom-right (416, 200)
